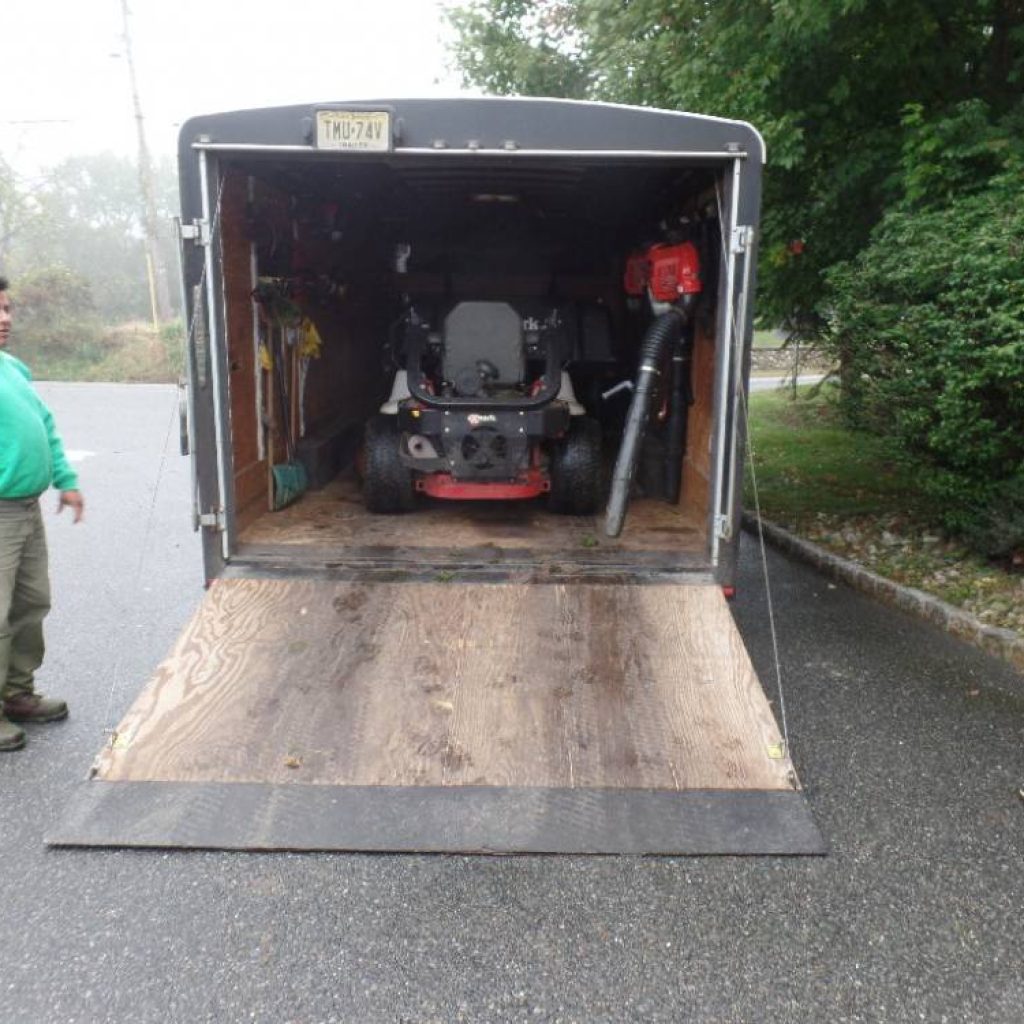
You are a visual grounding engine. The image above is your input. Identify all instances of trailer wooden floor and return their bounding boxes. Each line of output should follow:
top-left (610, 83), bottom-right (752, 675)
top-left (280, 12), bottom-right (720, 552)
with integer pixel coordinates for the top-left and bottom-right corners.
top-left (235, 476), bottom-right (709, 573)
top-left (50, 578), bottom-right (823, 854)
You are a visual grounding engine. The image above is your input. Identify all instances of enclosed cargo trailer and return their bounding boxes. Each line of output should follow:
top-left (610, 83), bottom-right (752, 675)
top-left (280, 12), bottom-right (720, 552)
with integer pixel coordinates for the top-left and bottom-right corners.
top-left (52, 99), bottom-right (823, 854)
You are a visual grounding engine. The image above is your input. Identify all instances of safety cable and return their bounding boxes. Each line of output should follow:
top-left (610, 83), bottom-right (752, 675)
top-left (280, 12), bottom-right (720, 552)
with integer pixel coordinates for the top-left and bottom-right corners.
top-left (182, 172), bottom-right (227, 366)
top-left (92, 385), bottom-right (181, 772)
top-left (714, 179), bottom-right (791, 757)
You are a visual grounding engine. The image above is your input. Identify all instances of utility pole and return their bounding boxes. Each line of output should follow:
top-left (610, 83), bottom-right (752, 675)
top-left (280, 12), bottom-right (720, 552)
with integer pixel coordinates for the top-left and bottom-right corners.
top-left (120, 0), bottom-right (173, 326)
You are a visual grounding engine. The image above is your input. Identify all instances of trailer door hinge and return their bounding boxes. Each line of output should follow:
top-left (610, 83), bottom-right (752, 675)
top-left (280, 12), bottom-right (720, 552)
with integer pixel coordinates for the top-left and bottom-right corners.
top-left (198, 507), bottom-right (225, 532)
top-left (715, 514), bottom-right (733, 541)
top-left (730, 225), bottom-right (755, 255)
top-left (179, 219), bottom-right (210, 246)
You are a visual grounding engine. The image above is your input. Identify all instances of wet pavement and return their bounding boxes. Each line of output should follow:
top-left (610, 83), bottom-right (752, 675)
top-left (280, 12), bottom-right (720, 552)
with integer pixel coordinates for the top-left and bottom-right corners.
top-left (1, 382), bottom-right (1021, 1024)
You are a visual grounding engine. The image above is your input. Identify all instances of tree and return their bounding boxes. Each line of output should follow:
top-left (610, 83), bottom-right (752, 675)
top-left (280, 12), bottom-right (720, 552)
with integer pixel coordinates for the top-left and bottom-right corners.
top-left (448, 0), bottom-right (591, 97)
top-left (9, 265), bottom-right (104, 364)
top-left (446, 0), bottom-right (1024, 332)
top-left (826, 101), bottom-right (1024, 555)
top-left (0, 159), bottom-right (44, 271)
top-left (7, 153), bottom-right (180, 323)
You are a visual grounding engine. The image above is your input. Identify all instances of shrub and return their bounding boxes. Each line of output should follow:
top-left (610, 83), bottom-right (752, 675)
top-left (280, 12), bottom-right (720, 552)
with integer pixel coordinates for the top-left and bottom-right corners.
top-left (825, 103), bottom-right (1024, 558)
top-left (159, 319), bottom-right (186, 377)
top-left (9, 265), bottom-right (104, 366)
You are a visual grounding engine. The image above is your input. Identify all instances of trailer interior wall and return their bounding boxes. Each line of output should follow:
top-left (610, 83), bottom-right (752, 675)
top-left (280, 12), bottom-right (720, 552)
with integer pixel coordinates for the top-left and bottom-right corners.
top-left (220, 171), bottom-right (390, 530)
top-left (215, 154), bottom-right (725, 571)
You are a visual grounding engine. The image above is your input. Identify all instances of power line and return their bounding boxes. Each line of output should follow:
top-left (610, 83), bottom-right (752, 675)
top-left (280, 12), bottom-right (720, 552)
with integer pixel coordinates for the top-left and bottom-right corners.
top-left (1, 117), bottom-right (178, 127)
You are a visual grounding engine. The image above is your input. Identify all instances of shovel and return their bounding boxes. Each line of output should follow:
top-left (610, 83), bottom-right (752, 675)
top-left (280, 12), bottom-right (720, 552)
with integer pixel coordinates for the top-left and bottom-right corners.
top-left (268, 328), bottom-right (308, 510)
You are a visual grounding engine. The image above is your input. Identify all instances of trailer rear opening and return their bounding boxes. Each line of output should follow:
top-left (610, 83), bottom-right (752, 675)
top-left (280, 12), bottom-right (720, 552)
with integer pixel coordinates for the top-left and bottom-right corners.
top-left (213, 150), bottom-right (723, 578)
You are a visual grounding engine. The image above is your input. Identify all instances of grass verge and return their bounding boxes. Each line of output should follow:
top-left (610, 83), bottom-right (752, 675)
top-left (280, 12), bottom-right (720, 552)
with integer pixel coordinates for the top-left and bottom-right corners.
top-left (26, 321), bottom-right (184, 383)
top-left (744, 384), bottom-right (1023, 635)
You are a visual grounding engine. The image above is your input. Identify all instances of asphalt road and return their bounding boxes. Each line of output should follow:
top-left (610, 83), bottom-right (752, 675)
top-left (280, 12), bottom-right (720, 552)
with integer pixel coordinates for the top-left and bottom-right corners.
top-left (749, 373), bottom-right (826, 392)
top-left (2, 382), bottom-right (1022, 1024)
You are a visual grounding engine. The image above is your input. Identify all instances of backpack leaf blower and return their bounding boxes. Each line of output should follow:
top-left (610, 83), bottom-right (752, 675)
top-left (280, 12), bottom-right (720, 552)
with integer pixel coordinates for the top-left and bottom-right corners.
top-left (605, 241), bottom-right (702, 537)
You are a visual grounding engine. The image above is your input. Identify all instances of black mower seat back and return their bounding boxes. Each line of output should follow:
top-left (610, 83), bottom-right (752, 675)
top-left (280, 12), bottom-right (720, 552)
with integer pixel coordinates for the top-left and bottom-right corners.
top-left (442, 301), bottom-right (525, 396)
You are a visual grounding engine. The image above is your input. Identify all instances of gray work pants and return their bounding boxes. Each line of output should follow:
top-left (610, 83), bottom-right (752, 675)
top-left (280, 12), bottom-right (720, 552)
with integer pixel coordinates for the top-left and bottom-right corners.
top-left (0, 498), bottom-right (51, 699)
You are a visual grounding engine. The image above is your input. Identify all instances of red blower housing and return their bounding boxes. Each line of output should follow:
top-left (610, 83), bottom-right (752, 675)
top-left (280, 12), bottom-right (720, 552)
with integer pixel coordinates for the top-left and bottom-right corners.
top-left (624, 241), bottom-right (703, 303)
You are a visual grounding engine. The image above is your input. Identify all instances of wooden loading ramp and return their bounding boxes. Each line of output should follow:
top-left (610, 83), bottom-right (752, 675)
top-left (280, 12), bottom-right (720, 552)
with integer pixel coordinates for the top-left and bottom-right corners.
top-left (50, 578), bottom-right (824, 854)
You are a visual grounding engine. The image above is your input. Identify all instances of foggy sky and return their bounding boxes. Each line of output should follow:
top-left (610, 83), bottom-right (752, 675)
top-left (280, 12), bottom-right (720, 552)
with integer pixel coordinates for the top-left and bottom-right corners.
top-left (2, 0), bottom-right (466, 173)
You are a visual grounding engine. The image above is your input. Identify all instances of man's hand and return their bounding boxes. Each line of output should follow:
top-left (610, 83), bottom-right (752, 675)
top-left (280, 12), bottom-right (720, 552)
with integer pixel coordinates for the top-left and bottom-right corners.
top-left (58, 489), bottom-right (85, 524)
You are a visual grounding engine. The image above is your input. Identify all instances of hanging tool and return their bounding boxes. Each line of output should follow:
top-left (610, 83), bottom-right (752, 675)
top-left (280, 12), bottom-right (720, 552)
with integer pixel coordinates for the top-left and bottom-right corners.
top-left (268, 325), bottom-right (308, 510)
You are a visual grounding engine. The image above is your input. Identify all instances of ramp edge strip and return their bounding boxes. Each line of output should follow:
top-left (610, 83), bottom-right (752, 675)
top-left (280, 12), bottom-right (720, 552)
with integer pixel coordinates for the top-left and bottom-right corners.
top-left (48, 782), bottom-right (826, 855)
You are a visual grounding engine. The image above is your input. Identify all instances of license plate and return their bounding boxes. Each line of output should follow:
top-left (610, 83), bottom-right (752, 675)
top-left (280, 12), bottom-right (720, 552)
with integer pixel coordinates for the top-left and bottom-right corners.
top-left (315, 110), bottom-right (391, 151)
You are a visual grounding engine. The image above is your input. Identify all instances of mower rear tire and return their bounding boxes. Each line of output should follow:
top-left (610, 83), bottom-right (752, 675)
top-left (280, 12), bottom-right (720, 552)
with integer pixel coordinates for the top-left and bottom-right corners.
top-left (548, 416), bottom-right (603, 515)
top-left (363, 415), bottom-right (417, 513)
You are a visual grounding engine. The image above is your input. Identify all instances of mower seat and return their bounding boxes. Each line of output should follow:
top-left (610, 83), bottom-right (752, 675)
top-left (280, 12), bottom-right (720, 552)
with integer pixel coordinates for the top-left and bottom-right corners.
top-left (442, 301), bottom-right (524, 396)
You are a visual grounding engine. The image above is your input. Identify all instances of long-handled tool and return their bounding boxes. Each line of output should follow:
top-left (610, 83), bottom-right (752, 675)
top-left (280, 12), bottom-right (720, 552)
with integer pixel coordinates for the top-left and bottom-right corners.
top-left (268, 327), bottom-right (308, 510)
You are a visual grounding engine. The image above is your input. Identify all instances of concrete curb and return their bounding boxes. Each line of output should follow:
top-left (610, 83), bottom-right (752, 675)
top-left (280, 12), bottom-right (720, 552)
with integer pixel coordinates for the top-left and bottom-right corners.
top-left (743, 513), bottom-right (1024, 679)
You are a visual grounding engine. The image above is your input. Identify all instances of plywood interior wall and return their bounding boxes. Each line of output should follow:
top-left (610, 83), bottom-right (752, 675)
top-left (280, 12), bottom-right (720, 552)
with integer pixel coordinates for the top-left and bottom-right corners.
top-left (681, 320), bottom-right (715, 518)
top-left (219, 166), bottom-right (396, 531)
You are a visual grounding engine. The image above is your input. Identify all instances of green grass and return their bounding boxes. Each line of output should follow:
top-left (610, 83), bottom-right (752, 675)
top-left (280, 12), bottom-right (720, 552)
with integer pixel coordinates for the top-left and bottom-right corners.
top-left (743, 384), bottom-right (930, 525)
top-left (743, 385), bottom-right (1024, 635)
top-left (751, 328), bottom-right (781, 349)
top-left (25, 321), bottom-right (183, 383)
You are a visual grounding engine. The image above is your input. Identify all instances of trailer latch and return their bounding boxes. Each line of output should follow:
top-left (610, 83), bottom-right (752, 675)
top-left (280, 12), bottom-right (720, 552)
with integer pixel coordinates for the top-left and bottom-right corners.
top-left (714, 513), bottom-right (733, 541)
top-left (730, 225), bottom-right (755, 255)
top-left (179, 219), bottom-right (211, 247)
top-left (198, 507), bottom-right (225, 532)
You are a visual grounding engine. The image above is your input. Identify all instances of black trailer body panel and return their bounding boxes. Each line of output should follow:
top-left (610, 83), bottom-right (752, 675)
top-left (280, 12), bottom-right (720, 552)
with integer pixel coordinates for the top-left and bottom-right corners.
top-left (709, 159), bottom-right (761, 587)
top-left (177, 97), bottom-right (765, 160)
top-left (177, 150), bottom-right (231, 579)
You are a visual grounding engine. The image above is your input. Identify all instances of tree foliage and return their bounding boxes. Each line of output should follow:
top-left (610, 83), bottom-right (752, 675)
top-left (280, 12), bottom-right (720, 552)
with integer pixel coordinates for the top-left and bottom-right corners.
top-left (827, 103), bottom-right (1024, 556)
top-left (448, 0), bottom-right (591, 98)
top-left (10, 265), bottom-right (104, 364)
top-left (0, 160), bottom-right (46, 269)
top-left (0, 152), bottom-right (179, 323)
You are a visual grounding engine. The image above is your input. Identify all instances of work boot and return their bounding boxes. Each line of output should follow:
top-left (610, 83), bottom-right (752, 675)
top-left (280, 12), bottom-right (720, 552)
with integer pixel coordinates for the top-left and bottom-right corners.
top-left (3, 693), bottom-right (69, 724)
top-left (0, 716), bottom-right (26, 751)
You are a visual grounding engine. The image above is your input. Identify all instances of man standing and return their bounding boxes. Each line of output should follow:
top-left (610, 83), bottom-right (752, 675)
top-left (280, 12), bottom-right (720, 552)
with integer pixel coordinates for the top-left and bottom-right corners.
top-left (0, 276), bottom-right (84, 752)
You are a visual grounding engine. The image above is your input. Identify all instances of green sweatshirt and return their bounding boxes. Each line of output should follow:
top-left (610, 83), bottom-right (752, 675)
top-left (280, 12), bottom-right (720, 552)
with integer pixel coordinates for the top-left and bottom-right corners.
top-left (0, 352), bottom-right (79, 499)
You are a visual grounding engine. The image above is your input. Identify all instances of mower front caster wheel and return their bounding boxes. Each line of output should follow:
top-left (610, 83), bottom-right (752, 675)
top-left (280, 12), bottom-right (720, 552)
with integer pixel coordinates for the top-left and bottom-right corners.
top-left (548, 416), bottom-right (603, 515)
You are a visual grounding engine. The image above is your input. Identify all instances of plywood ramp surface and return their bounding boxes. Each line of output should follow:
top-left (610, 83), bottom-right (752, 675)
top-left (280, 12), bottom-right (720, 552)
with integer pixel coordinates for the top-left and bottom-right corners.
top-left (95, 578), bottom-right (793, 793)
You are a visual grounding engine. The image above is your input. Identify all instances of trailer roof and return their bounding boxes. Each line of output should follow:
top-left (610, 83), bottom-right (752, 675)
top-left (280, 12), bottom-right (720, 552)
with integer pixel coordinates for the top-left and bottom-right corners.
top-left (178, 96), bottom-right (765, 165)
